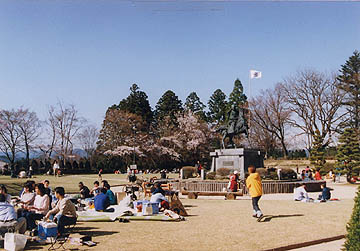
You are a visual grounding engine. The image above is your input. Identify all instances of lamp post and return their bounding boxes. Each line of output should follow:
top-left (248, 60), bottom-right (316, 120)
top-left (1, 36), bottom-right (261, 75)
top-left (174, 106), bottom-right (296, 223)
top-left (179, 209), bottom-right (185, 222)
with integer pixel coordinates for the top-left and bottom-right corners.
top-left (132, 125), bottom-right (136, 165)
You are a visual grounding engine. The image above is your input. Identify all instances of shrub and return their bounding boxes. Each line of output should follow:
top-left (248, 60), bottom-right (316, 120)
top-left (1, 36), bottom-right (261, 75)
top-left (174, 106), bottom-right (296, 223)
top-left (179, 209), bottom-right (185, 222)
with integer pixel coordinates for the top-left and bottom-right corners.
top-left (216, 168), bottom-right (233, 177)
top-left (320, 162), bottom-right (335, 176)
top-left (182, 166), bottom-right (197, 179)
top-left (256, 168), bottom-right (267, 178)
top-left (344, 186), bottom-right (360, 251)
top-left (280, 168), bottom-right (298, 180)
top-left (206, 172), bottom-right (216, 180)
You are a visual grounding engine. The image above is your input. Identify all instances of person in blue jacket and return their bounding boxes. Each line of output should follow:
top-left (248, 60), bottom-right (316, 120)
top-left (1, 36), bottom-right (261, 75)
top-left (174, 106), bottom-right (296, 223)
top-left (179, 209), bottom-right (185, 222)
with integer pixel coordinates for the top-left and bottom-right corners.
top-left (318, 183), bottom-right (331, 201)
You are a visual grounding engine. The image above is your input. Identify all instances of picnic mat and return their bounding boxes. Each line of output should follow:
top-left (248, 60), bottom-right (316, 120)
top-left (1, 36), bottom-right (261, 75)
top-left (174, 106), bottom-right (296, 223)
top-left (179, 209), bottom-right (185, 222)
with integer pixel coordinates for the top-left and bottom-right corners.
top-left (77, 205), bottom-right (134, 222)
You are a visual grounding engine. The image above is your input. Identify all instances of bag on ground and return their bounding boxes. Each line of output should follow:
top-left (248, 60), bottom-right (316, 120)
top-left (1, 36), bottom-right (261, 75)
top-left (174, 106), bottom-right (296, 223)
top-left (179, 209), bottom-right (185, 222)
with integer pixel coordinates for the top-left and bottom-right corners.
top-left (4, 233), bottom-right (27, 251)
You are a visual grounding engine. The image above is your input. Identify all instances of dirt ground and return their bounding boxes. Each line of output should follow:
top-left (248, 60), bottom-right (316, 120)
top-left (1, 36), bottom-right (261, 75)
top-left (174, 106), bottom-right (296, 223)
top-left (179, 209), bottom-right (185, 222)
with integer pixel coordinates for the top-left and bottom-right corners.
top-left (24, 182), bottom-right (357, 251)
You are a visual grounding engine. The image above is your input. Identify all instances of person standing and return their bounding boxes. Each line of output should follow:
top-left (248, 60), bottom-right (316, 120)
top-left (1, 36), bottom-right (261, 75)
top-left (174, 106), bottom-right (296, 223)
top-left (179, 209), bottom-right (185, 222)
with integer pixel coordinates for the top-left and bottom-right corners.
top-left (277, 168), bottom-right (282, 180)
top-left (246, 166), bottom-right (263, 218)
top-left (53, 161), bottom-right (59, 177)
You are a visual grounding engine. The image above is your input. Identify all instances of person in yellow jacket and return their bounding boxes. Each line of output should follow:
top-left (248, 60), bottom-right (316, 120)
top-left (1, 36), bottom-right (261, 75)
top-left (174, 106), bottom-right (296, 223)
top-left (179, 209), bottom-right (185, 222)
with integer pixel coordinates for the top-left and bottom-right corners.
top-left (246, 165), bottom-right (263, 218)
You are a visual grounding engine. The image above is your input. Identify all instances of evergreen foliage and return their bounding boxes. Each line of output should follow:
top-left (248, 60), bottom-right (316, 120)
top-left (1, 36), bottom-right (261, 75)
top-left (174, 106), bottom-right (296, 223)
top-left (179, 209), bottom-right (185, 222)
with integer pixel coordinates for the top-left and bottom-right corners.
top-left (184, 92), bottom-right (206, 121)
top-left (228, 79), bottom-right (247, 109)
top-left (336, 127), bottom-right (360, 182)
top-left (154, 90), bottom-right (183, 128)
top-left (207, 89), bottom-right (227, 125)
top-left (338, 50), bottom-right (360, 128)
top-left (310, 129), bottom-right (326, 170)
top-left (118, 84), bottom-right (153, 126)
top-left (344, 186), bottom-right (360, 251)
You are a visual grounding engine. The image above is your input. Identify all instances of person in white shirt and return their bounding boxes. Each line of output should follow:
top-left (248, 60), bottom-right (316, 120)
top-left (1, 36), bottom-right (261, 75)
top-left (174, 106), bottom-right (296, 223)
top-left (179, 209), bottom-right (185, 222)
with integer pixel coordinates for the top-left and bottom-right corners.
top-left (0, 194), bottom-right (27, 234)
top-left (294, 183), bottom-right (310, 202)
top-left (23, 183), bottom-right (49, 230)
top-left (53, 161), bottom-right (59, 177)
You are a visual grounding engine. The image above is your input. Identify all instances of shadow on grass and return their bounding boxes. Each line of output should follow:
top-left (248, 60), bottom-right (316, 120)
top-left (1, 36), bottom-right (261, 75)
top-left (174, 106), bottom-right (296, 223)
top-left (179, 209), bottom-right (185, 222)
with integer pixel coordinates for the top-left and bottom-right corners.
top-left (183, 205), bottom-right (197, 208)
top-left (259, 214), bottom-right (304, 223)
top-left (77, 230), bottom-right (118, 237)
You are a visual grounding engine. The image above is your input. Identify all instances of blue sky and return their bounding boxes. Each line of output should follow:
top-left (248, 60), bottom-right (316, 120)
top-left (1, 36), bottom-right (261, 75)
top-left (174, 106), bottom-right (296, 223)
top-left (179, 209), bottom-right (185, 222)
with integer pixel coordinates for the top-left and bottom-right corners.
top-left (0, 0), bottom-right (359, 127)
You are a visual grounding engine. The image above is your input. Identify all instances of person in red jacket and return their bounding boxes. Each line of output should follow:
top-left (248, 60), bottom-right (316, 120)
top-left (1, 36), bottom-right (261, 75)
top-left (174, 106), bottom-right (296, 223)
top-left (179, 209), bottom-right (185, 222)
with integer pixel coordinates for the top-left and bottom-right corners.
top-left (228, 171), bottom-right (239, 192)
top-left (314, 170), bottom-right (322, 180)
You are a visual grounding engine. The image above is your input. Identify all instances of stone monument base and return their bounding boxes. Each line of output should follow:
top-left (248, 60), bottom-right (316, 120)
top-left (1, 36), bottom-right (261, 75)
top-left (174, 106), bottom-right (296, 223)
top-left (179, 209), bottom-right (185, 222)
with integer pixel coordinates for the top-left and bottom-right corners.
top-left (210, 148), bottom-right (264, 180)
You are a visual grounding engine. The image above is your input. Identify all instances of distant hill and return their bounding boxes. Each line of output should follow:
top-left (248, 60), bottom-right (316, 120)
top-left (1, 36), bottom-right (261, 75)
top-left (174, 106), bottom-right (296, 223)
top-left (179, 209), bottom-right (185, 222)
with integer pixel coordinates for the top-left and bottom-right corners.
top-left (0, 148), bottom-right (88, 162)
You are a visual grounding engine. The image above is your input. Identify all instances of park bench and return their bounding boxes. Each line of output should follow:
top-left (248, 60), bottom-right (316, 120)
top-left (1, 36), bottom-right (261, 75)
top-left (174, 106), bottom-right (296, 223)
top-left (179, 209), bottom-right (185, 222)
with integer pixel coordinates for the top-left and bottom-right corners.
top-left (181, 189), bottom-right (243, 200)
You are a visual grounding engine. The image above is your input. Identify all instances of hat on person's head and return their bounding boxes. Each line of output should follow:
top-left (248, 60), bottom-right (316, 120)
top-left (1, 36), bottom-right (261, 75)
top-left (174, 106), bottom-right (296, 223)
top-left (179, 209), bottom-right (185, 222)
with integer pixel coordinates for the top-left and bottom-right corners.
top-left (234, 171), bottom-right (239, 174)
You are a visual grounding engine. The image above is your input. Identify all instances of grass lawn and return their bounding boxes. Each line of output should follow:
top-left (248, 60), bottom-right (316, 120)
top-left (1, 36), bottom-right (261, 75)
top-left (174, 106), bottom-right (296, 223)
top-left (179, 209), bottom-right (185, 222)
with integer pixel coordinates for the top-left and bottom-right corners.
top-left (24, 196), bottom-right (354, 251)
top-left (0, 173), bottom-right (179, 196)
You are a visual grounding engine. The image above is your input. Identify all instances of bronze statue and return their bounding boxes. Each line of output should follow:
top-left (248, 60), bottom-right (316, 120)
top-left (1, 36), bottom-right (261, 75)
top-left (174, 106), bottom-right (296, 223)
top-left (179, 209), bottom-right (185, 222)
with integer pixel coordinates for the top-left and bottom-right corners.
top-left (216, 104), bottom-right (249, 149)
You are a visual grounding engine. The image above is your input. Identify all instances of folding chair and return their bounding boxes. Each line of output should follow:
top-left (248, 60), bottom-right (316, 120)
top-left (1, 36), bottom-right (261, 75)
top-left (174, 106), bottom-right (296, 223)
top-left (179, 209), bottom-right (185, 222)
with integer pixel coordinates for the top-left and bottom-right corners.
top-left (48, 223), bottom-right (76, 251)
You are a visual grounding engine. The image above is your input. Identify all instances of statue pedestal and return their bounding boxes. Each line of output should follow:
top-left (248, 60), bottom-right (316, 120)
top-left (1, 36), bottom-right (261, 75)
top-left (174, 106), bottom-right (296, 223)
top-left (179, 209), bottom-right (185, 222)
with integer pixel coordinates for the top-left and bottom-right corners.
top-left (210, 148), bottom-right (264, 180)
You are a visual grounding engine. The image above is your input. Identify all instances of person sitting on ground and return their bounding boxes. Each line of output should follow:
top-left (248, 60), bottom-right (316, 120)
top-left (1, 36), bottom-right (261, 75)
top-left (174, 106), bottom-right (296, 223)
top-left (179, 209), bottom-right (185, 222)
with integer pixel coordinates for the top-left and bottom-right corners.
top-left (314, 170), bottom-right (322, 181)
top-left (94, 188), bottom-right (114, 212)
top-left (152, 182), bottom-right (166, 196)
top-left (90, 181), bottom-right (101, 197)
top-left (227, 171), bottom-right (239, 192)
top-left (0, 184), bottom-right (11, 204)
top-left (293, 183), bottom-right (310, 202)
top-left (78, 182), bottom-right (91, 199)
top-left (150, 186), bottom-right (169, 211)
top-left (101, 180), bottom-right (108, 188)
top-left (301, 170), bottom-right (306, 180)
top-left (318, 183), bottom-right (331, 201)
top-left (23, 183), bottom-right (50, 231)
top-left (0, 194), bottom-right (27, 234)
top-left (104, 183), bottom-right (116, 205)
top-left (44, 187), bottom-right (77, 235)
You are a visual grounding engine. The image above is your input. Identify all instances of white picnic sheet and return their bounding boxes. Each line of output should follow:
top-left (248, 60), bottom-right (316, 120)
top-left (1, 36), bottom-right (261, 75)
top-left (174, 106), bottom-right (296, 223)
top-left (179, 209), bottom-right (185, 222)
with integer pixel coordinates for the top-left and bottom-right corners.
top-left (77, 205), bottom-right (136, 222)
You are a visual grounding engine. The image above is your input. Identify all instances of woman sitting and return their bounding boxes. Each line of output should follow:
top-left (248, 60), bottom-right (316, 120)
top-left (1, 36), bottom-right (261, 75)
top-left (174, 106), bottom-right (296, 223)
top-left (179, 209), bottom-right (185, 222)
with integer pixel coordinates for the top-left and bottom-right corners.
top-left (17, 183), bottom-right (36, 217)
top-left (24, 183), bottom-right (50, 231)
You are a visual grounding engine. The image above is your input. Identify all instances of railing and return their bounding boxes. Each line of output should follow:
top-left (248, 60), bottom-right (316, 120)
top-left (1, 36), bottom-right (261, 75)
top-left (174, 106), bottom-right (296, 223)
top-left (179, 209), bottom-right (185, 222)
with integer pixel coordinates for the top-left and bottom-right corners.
top-left (170, 180), bottom-right (325, 195)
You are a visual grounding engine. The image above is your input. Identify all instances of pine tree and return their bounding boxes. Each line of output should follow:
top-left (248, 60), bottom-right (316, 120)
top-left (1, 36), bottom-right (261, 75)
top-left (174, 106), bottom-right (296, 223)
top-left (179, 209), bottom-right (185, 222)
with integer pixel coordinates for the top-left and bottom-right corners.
top-left (228, 79), bottom-right (247, 109)
top-left (344, 186), bottom-right (360, 251)
top-left (336, 127), bottom-right (360, 183)
top-left (154, 90), bottom-right (183, 128)
top-left (118, 84), bottom-right (153, 126)
top-left (310, 130), bottom-right (326, 170)
top-left (338, 50), bottom-right (360, 128)
top-left (207, 89), bottom-right (227, 125)
top-left (184, 92), bottom-right (206, 121)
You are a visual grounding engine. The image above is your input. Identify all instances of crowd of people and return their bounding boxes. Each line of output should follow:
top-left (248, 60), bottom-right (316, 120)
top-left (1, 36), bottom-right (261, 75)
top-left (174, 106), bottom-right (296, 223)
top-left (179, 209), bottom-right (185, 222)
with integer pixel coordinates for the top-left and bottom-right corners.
top-left (0, 180), bottom-right (77, 237)
top-left (77, 180), bottom-right (117, 213)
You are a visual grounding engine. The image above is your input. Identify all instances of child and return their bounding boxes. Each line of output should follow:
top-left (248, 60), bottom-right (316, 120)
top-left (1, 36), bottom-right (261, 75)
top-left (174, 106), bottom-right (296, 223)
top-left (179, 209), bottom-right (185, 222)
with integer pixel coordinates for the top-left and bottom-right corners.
top-left (246, 165), bottom-right (263, 218)
top-left (90, 181), bottom-right (101, 197)
top-left (318, 183), bottom-right (331, 201)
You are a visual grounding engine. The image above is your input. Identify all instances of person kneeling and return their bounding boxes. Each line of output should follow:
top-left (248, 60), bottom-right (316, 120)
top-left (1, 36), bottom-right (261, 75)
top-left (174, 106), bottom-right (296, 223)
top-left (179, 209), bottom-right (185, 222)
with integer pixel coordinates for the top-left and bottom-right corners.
top-left (44, 187), bottom-right (77, 235)
top-left (94, 188), bottom-right (114, 212)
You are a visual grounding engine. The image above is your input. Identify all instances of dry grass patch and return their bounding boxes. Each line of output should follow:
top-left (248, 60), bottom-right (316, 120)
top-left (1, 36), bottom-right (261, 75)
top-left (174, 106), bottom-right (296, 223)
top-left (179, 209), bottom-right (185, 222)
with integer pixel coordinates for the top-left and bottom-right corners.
top-left (25, 197), bottom-right (353, 251)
